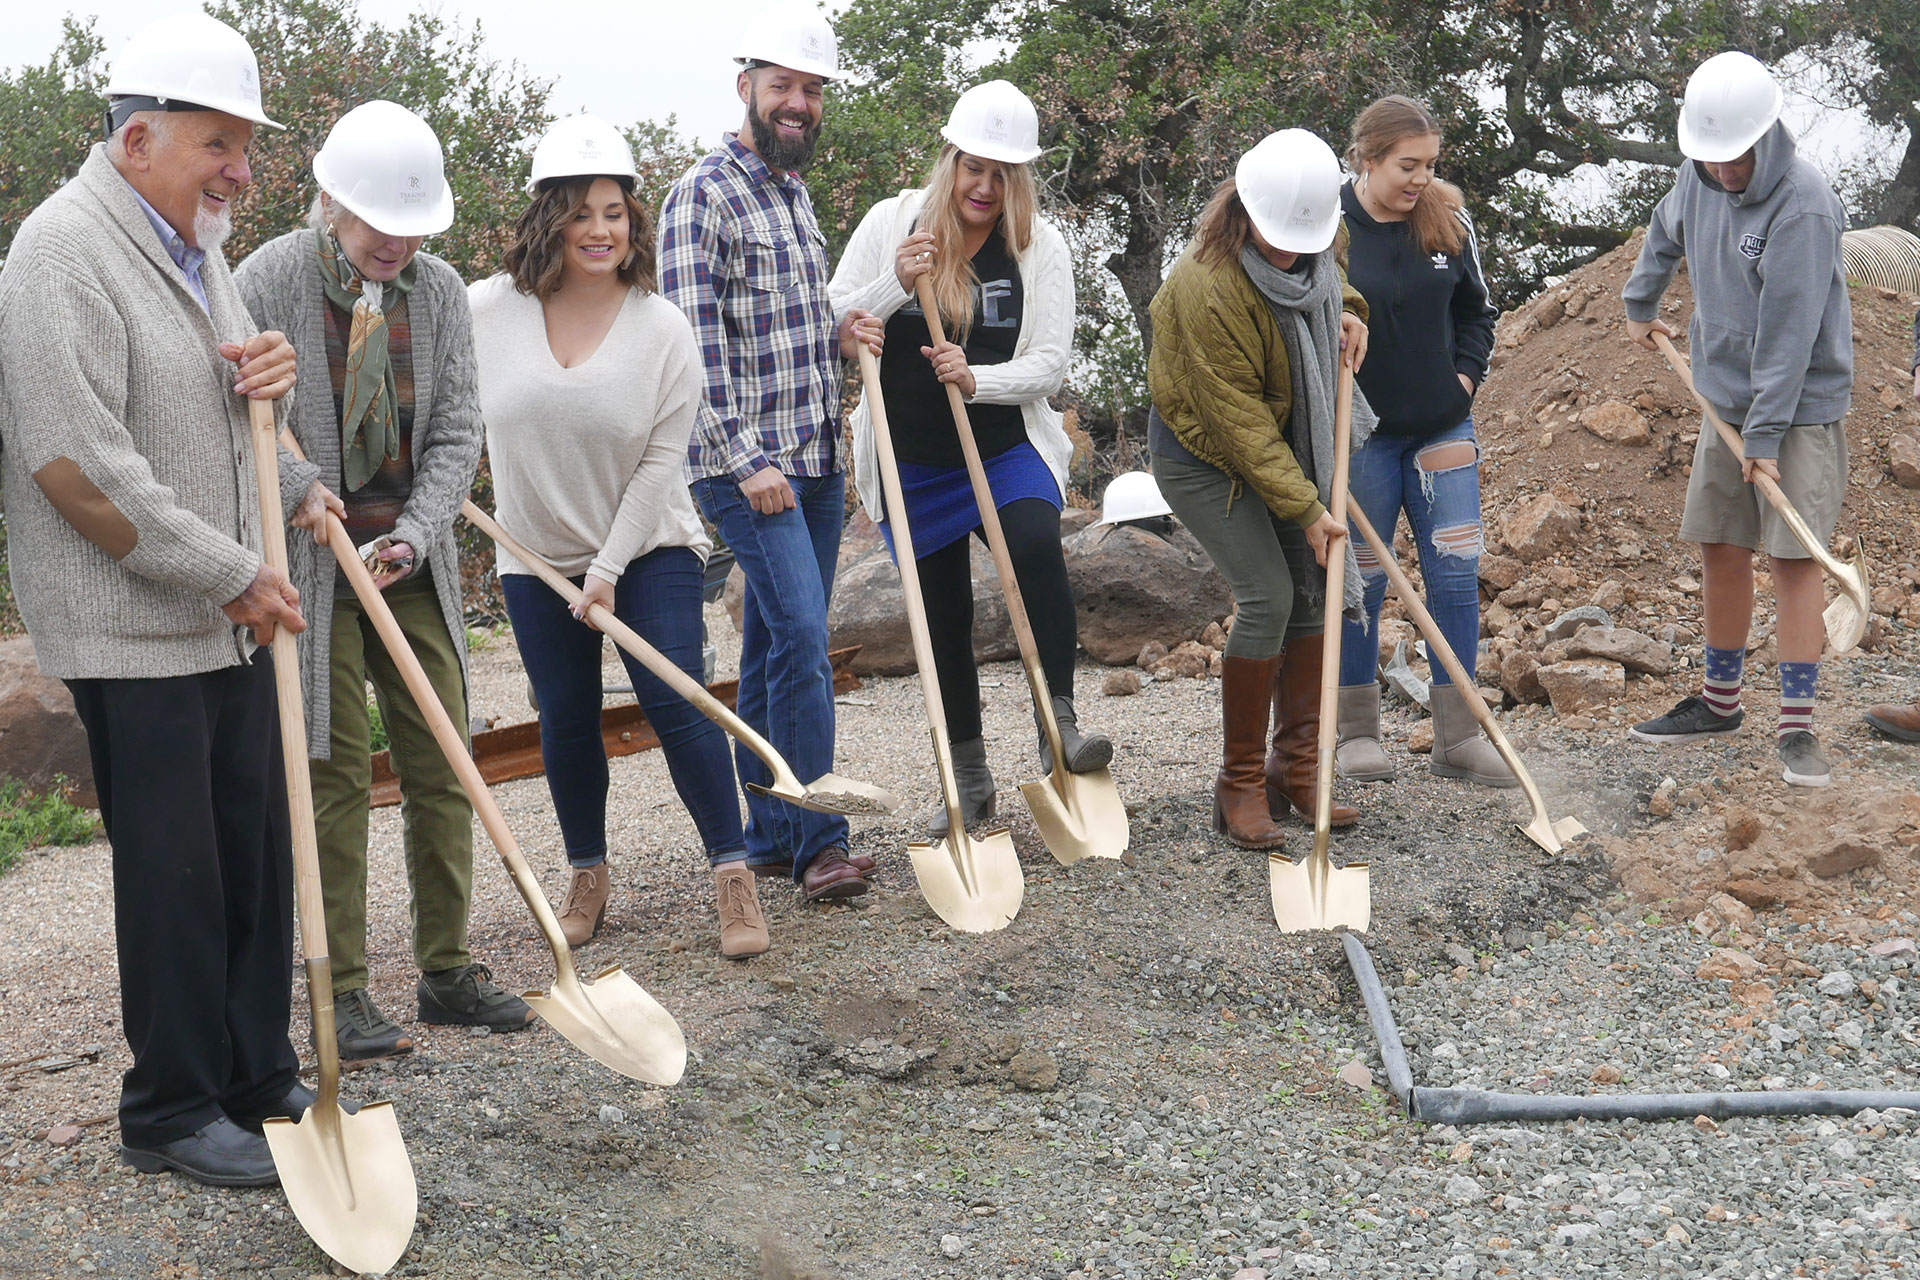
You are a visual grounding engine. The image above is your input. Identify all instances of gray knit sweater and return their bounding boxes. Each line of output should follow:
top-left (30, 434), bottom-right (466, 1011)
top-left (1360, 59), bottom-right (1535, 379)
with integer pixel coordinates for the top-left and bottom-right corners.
top-left (236, 231), bottom-right (481, 760)
top-left (0, 146), bottom-right (294, 679)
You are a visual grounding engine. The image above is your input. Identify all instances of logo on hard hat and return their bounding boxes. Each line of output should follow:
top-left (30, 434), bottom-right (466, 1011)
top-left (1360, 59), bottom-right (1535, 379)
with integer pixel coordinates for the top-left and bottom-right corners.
top-left (408, 176), bottom-right (421, 189)
top-left (242, 65), bottom-right (257, 94)
top-left (804, 34), bottom-right (823, 57)
top-left (987, 113), bottom-right (1007, 140)
top-left (1701, 113), bottom-right (1721, 135)
top-left (581, 138), bottom-right (600, 156)
top-left (1289, 203), bottom-right (1316, 226)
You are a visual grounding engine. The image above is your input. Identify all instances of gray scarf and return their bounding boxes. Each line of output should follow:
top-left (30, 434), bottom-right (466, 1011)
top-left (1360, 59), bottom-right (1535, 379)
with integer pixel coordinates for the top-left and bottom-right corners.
top-left (1239, 242), bottom-right (1375, 620)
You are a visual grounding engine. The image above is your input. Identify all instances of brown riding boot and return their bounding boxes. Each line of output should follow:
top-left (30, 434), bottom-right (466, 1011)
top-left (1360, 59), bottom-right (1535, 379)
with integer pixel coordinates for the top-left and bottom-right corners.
top-left (1864, 700), bottom-right (1920, 743)
top-left (1266, 635), bottom-right (1360, 826)
top-left (1214, 655), bottom-right (1287, 849)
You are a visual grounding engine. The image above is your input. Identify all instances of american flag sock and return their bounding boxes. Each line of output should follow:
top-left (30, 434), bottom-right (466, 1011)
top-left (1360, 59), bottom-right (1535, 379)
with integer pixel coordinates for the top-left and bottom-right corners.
top-left (1700, 645), bottom-right (1744, 718)
top-left (1778, 661), bottom-right (1819, 738)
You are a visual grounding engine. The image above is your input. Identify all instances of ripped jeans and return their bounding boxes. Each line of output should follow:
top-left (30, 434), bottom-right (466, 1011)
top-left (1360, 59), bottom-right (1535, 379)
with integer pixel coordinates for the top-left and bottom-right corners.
top-left (1339, 417), bottom-right (1485, 688)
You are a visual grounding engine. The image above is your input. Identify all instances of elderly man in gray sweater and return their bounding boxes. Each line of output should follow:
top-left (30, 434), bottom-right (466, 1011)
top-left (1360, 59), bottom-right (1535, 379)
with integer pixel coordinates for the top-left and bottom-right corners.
top-left (0, 13), bottom-right (344, 1189)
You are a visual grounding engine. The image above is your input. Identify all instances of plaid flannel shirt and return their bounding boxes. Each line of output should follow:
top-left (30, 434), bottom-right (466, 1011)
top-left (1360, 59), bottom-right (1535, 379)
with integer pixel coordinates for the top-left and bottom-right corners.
top-left (659, 135), bottom-right (842, 483)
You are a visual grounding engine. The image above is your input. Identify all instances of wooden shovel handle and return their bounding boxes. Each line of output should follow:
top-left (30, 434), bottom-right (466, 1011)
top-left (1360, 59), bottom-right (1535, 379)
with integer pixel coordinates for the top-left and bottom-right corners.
top-left (246, 400), bottom-right (343, 1100)
top-left (911, 277), bottom-right (1069, 775)
top-left (1312, 366), bottom-right (1354, 855)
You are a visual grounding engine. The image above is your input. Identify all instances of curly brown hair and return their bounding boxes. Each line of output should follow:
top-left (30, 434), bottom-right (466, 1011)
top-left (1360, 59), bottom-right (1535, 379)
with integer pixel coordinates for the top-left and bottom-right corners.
top-left (503, 176), bottom-right (657, 299)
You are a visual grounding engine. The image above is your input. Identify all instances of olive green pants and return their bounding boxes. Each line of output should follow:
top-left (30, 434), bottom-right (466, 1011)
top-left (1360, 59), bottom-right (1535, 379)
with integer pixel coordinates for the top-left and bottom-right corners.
top-left (311, 576), bottom-right (473, 995)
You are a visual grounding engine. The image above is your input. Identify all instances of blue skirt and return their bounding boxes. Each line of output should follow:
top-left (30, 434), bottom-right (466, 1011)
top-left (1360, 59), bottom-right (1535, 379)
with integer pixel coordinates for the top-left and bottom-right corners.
top-left (878, 440), bottom-right (1062, 560)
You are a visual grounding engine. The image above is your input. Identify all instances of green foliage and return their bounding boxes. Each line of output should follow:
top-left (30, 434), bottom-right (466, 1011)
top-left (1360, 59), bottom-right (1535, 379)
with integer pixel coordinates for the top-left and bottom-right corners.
top-left (0, 778), bottom-right (99, 874)
top-left (367, 696), bottom-right (389, 753)
top-left (0, 18), bottom-right (106, 263)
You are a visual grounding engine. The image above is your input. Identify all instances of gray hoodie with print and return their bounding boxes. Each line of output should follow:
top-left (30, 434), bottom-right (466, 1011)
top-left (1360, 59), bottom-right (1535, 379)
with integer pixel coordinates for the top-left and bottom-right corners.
top-left (1622, 121), bottom-right (1852, 460)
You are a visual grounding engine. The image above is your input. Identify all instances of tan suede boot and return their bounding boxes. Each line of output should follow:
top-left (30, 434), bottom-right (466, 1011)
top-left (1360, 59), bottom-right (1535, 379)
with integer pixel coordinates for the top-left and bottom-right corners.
top-left (1429, 686), bottom-right (1518, 788)
top-left (715, 862), bottom-right (770, 959)
top-left (556, 862), bottom-right (611, 947)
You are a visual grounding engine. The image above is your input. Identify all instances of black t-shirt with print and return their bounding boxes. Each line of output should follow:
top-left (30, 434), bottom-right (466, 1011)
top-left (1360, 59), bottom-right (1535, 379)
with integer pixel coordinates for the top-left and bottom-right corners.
top-left (881, 225), bottom-right (1026, 468)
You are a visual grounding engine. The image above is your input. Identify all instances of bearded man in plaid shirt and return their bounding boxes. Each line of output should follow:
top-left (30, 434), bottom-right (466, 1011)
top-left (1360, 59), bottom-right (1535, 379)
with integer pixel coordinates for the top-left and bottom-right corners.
top-left (660, 5), bottom-right (882, 903)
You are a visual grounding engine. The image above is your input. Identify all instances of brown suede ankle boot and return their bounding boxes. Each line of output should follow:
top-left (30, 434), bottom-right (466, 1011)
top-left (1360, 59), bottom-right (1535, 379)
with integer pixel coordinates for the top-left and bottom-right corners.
top-left (1214, 655), bottom-right (1287, 849)
top-left (1265, 635), bottom-right (1359, 826)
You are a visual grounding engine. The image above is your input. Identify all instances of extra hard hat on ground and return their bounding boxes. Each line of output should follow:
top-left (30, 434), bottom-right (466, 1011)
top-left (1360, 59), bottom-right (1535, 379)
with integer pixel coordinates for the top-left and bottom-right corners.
top-left (1677, 51), bottom-right (1783, 163)
top-left (106, 11), bottom-right (282, 131)
top-left (1099, 472), bottom-right (1173, 525)
top-left (527, 115), bottom-right (640, 194)
top-left (941, 81), bottom-right (1042, 165)
top-left (1235, 129), bottom-right (1342, 255)
top-left (735, 4), bottom-right (838, 80)
top-left (313, 101), bottom-right (455, 237)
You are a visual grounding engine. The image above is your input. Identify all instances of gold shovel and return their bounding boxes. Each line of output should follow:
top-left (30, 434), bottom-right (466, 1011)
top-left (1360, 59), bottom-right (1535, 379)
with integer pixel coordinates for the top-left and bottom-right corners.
top-left (1652, 332), bottom-right (1869, 652)
top-left (913, 278), bottom-right (1128, 865)
top-left (277, 436), bottom-right (687, 1085)
top-left (857, 345), bottom-right (1023, 932)
top-left (247, 401), bottom-right (416, 1278)
top-left (1347, 500), bottom-right (1587, 854)
top-left (461, 502), bottom-right (900, 819)
top-left (1270, 366), bottom-right (1371, 934)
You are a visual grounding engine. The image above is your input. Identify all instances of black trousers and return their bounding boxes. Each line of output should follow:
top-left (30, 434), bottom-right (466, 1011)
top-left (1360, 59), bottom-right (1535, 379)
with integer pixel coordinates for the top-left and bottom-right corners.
top-left (918, 498), bottom-right (1078, 743)
top-left (65, 655), bottom-right (299, 1146)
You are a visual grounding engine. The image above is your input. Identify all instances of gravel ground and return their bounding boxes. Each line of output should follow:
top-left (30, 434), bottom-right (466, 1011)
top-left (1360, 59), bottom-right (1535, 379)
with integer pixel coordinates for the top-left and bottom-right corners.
top-left (1, 604), bottom-right (1916, 1279)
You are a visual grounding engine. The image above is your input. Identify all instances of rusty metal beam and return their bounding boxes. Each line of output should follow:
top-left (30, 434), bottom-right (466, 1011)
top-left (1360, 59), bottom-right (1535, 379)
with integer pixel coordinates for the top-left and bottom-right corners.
top-left (368, 646), bottom-right (864, 808)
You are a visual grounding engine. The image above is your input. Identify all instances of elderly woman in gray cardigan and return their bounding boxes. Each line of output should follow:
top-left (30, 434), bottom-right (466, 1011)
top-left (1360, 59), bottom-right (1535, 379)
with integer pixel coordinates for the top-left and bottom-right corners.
top-left (236, 101), bottom-right (532, 1061)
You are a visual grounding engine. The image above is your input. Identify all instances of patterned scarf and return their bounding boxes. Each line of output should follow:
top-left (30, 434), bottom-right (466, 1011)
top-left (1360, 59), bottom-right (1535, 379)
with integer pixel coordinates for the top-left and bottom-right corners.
top-left (315, 227), bottom-right (416, 491)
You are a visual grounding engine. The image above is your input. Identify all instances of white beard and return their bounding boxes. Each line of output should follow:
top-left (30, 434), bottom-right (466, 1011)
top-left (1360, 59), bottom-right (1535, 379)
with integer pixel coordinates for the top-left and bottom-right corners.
top-left (193, 206), bottom-right (233, 253)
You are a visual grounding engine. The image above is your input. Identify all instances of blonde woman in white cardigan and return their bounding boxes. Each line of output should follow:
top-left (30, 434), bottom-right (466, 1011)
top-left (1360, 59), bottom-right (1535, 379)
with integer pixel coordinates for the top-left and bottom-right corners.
top-left (829, 80), bottom-right (1109, 836)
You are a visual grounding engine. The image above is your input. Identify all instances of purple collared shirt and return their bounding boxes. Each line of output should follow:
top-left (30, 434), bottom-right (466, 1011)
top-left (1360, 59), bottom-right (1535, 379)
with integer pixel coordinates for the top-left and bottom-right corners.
top-left (122, 178), bottom-right (209, 314)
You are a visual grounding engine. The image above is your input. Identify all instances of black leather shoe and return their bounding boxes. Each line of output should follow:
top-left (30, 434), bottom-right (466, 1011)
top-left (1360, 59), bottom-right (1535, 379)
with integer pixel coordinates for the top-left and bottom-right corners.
top-left (120, 1117), bottom-right (279, 1188)
top-left (231, 1083), bottom-right (359, 1135)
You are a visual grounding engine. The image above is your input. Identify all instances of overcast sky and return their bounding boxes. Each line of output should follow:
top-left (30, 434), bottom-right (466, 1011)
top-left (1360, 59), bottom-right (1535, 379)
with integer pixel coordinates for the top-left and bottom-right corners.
top-left (1, 1), bottom-right (849, 150)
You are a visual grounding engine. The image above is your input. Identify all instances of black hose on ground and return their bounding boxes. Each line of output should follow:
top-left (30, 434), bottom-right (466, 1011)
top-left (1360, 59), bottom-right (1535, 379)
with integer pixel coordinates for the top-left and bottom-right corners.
top-left (1340, 931), bottom-right (1920, 1127)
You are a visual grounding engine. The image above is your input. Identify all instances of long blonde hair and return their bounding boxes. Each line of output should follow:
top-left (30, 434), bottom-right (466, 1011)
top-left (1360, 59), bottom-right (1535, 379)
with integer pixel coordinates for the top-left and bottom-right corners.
top-left (918, 144), bottom-right (1036, 345)
top-left (1346, 95), bottom-right (1466, 258)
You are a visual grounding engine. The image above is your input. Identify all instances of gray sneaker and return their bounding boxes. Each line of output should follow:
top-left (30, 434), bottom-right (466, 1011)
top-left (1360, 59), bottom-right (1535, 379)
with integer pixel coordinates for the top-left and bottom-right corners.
top-left (1628, 696), bottom-right (1743, 743)
top-left (418, 963), bottom-right (537, 1030)
top-left (1778, 731), bottom-right (1831, 787)
top-left (329, 987), bottom-right (413, 1061)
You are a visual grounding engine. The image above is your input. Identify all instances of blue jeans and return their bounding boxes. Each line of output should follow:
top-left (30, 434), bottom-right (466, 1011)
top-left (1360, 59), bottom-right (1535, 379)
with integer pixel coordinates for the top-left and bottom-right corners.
top-left (502, 548), bottom-right (746, 868)
top-left (1340, 418), bottom-right (1485, 688)
top-left (692, 471), bottom-right (849, 876)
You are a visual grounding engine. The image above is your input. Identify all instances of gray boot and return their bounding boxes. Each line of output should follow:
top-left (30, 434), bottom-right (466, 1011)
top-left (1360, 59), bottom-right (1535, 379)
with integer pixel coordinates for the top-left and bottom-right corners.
top-left (930, 737), bottom-right (997, 837)
top-left (1429, 684), bottom-right (1518, 788)
top-left (1038, 695), bottom-right (1113, 775)
top-left (1334, 684), bottom-right (1394, 781)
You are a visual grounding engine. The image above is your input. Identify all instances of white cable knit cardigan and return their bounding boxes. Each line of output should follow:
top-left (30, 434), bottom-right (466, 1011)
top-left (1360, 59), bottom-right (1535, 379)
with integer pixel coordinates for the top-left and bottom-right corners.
top-left (827, 189), bottom-right (1075, 523)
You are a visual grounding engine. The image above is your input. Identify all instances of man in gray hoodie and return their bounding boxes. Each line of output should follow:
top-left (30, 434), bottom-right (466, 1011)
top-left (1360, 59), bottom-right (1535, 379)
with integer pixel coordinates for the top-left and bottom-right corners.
top-left (1620, 50), bottom-right (1852, 788)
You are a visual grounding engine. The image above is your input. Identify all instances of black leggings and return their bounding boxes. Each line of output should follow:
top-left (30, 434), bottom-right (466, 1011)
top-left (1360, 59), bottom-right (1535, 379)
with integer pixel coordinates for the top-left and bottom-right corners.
top-left (917, 498), bottom-right (1077, 743)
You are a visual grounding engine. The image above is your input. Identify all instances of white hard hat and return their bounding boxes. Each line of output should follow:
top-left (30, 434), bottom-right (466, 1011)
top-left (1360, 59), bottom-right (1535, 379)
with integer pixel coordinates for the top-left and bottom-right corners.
top-left (106, 11), bottom-right (282, 131)
top-left (1099, 471), bottom-right (1173, 525)
top-left (1235, 129), bottom-right (1342, 255)
top-left (313, 101), bottom-right (455, 237)
top-left (1677, 51), bottom-right (1783, 163)
top-left (941, 80), bottom-right (1042, 165)
top-left (735, 4), bottom-right (838, 80)
top-left (527, 114), bottom-right (639, 194)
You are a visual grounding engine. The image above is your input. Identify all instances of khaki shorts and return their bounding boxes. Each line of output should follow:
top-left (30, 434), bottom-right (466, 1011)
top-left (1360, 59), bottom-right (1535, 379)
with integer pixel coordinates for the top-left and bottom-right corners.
top-left (1678, 419), bottom-right (1848, 558)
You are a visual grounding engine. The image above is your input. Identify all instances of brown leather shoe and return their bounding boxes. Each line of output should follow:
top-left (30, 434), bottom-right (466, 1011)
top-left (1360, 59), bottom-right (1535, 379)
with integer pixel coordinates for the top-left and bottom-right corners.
top-left (1865, 700), bottom-right (1920, 742)
top-left (556, 862), bottom-right (611, 947)
top-left (1266, 635), bottom-right (1359, 827)
top-left (1214, 655), bottom-right (1287, 849)
top-left (800, 846), bottom-right (875, 901)
top-left (715, 862), bottom-right (770, 958)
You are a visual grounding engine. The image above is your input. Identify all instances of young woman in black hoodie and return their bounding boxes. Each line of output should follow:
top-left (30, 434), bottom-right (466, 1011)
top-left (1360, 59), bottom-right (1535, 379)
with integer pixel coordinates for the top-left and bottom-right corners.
top-left (1332, 96), bottom-right (1514, 789)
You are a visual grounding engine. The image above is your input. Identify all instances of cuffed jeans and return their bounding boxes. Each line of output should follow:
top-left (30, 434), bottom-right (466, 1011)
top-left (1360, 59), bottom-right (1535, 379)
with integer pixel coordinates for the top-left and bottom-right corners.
top-left (1339, 418), bottom-right (1485, 687)
top-left (691, 472), bottom-right (849, 877)
top-left (66, 657), bottom-right (300, 1147)
top-left (502, 547), bottom-right (746, 868)
top-left (309, 575), bottom-right (473, 995)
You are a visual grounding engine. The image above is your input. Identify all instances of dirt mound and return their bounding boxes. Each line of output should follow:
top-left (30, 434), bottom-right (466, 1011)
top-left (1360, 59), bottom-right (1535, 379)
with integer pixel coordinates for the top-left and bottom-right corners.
top-left (1472, 230), bottom-right (1920, 659)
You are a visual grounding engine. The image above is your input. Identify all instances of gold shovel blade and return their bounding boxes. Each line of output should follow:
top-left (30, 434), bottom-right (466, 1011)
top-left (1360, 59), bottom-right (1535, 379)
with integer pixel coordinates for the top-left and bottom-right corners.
top-left (1018, 768), bottom-right (1130, 865)
top-left (746, 771), bottom-right (904, 816)
top-left (265, 1102), bottom-right (417, 1277)
top-left (524, 965), bottom-right (687, 1086)
top-left (1822, 548), bottom-right (1869, 652)
top-left (908, 829), bottom-right (1023, 933)
top-left (1269, 849), bottom-right (1372, 934)
top-left (1519, 814), bottom-right (1589, 854)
